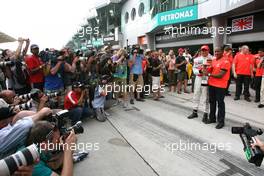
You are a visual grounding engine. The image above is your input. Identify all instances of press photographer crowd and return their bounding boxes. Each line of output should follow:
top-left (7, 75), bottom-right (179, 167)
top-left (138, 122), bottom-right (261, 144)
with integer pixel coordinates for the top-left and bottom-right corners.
top-left (1, 37), bottom-right (264, 175)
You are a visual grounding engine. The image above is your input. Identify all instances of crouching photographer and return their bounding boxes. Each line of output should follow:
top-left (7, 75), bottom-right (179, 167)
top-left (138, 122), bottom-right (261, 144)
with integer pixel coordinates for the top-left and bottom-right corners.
top-left (0, 107), bottom-right (52, 159)
top-left (64, 82), bottom-right (94, 125)
top-left (25, 121), bottom-right (77, 176)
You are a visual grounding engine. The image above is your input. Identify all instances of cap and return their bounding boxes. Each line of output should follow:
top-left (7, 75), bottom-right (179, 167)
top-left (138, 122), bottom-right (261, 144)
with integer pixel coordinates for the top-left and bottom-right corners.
top-left (0, 107), bottom-right (16, 121)
top-left (178, 48), bottom-right (184, 53)
top-left (145, 49), bottom-right (151, 53)
top-left (72, 82), bottom-right (84, 89)
top-left (103, 46), bottom-right (110, 51)
top-left (30, 44), bottom-right (39, 49)
top-left (201, 45), bottom-right (210, 51)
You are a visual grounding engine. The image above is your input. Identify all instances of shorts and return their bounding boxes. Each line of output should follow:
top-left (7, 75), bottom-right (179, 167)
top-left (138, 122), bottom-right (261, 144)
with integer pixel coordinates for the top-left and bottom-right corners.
top-left (168, 70), bottom-right (177, 86)
top-left (152, 76), bottom-right (160, 90)
top-left (113, 77), bottom-right (127, 97)
top-left (129, 74), bottom-right (143, 92)
top-left (114, 77), bottom-right (127, 88)
top-left (177, 71), bottom-right (187, 81)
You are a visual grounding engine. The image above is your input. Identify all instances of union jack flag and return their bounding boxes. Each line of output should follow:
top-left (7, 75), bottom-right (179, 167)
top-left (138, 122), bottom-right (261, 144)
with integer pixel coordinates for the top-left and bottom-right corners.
top-left (232, 15), bottom-right (254, 32)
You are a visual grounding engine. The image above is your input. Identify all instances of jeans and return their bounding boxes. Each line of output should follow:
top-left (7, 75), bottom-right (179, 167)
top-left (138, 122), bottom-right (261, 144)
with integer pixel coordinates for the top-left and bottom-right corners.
top-left (209, 86), bottom-right (226, 124)
top-left (69, 106), bottom-right (94, 125)
top-left (235, 75), bottom-right (251, 98)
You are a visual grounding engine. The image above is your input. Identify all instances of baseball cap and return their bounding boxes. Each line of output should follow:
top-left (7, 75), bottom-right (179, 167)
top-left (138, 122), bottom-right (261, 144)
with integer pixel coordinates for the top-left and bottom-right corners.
top-left (178, 48), bottom-right (184, 53)
top-left (201, 45), bottom-right (210, 51)
top-left (145, 49), bottom-right (151, 53)
top-left (0, 107), bottom-right (16, 121)
top-left (72, 82), bottom-right (84, 89)
top-left (103, 46), bottom-right (110, 51)
top-left (30, 44), bottom-right (39, 49)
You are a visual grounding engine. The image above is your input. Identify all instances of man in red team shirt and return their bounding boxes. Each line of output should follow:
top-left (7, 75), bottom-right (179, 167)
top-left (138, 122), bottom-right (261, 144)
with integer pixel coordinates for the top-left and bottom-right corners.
top-left (205, 47), bottom-right (230, 129)
top-left (25, 44), bottom-right (45, 90)
top-left (223, 46), bottom-right (233, 96)
top-left (233, 45), bottom-right (254, 102)
top-left (254, 48), bottom-right (264, 103)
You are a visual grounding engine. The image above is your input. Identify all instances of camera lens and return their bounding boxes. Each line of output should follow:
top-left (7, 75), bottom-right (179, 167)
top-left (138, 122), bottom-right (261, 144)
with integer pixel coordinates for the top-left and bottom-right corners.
top-left (0, 144), bottom-right (39, 176)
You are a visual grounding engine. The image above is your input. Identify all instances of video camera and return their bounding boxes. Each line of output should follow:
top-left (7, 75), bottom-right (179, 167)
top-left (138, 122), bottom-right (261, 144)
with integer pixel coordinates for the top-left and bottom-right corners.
top-left (0, 144), bottom-right (39, 176)
top-left (46, 110), bottom-right (84, 137)
top-left (0, 61), bottom-right (15, 68)
top-left (232, 123), bottom-right (264, 166)
top-left (39, 50), bottom-right (61, 63)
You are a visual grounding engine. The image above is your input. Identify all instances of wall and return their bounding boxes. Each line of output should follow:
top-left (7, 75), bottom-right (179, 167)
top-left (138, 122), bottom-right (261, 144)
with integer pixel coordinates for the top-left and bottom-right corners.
top-left (121, 0), bottom-right (152, 47)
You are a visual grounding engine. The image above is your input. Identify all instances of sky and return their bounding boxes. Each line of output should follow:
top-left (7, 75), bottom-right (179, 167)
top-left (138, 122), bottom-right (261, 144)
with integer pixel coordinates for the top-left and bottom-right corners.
top-left (0, 0), bottom-right (106, 50)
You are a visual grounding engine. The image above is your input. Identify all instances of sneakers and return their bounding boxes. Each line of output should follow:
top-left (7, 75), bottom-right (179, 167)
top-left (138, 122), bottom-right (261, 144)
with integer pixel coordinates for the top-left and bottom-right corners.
top-left (73, 151), bottom-right (89, 163)
top-left (215, 123), bottom-right (225, 129)
top-left (202, 113), bottom-right (208, 123)
top-left (258, 104), bottom-right (264, 108)
top-left (245, 97), bottom-right (251, 102)
top-left (234, 96), bottom-right (240, 100)
top-left (187, 111), bottom-right (198, 119)
top-left (255, 99), bottom-right (260, 103)
top-left (204, 119), bottom-right (216, 124)
top-left (136, 98), bottom-right (145, 102)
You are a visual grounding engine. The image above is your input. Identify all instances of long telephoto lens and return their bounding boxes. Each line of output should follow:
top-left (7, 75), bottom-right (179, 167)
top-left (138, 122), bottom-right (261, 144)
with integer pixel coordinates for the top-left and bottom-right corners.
top-left (0, 144), bottom-right (39, 176)
top-left (12, 101), bottom-right (32, 111)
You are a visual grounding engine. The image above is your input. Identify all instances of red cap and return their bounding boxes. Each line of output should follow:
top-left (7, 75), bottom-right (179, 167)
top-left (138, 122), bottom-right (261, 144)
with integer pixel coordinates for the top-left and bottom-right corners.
top-left (201, 45), bottom-right (209, 51)
top-left (178, 48), bottom-right (184, 53)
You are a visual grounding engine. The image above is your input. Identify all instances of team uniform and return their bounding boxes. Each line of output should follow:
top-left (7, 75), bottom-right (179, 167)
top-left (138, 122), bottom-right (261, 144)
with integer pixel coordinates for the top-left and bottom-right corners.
top-left (191, 55), bottom-right (212, 116)
top-left (207, 57), bottom-right (231, 128)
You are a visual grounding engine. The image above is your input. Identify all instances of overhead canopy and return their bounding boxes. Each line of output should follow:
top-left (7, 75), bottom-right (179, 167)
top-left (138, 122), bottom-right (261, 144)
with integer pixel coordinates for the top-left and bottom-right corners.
top-left (0, 31), bottom-right (16, 43)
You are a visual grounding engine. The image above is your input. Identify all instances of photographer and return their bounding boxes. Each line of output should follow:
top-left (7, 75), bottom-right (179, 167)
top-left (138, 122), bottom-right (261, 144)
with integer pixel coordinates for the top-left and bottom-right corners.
top-left (0, 90), bottom-right (22, 107)
top-left (128, 46), bottom-right (144, 104)
top-left (252, 137), bottom-right (264, 152)
top-left (63, 49), bottom-right (79, 93)
top-left (64, 82), bottom-right (93, 125)
top-left (3, 38), bottom-right (31, 95)
top-left (26, 121), bottom-right (76, 176)
top-left (0, 107), bottom-right (52, 159)
top-left (25, 44), bottom-right (45, 91)
top-left (44, 50), bottom-right (76, 108)
top-left (112, 49), bottom-right (128, 108)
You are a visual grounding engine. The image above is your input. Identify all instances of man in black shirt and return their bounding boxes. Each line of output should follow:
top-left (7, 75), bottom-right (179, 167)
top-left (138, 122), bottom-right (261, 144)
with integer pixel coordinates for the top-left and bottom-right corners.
top-left (150, 51), bottom-right (163, 100)
top-left (176, 48), bottom-right (188, 94)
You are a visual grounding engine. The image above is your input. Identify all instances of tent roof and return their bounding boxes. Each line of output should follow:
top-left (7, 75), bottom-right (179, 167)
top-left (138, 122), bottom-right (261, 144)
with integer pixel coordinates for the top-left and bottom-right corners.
top-left (0, 31), bottom-right (16, 43)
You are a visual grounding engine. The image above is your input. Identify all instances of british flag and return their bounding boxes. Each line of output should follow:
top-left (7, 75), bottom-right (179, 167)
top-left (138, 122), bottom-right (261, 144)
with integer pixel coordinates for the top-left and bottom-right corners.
top-left (232, 15), bottom-right (254, 32)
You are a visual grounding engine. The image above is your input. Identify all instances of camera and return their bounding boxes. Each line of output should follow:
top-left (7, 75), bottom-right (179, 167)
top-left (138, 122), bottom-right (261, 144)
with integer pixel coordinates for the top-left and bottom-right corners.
top-left (0, 144), bottom-right (39, 176)
top-left (232, 123), bottom-right (264, 166)
top-left (10, 101), bottom-right (33, 111)
top-left (46, 110), bottom-right (69, 130)
top-left (19, 89), bottom-right (40, 100)
top-left (0, 61), bottom-right (15, 68)
top-left (61, 121), bottom-right (84, 139)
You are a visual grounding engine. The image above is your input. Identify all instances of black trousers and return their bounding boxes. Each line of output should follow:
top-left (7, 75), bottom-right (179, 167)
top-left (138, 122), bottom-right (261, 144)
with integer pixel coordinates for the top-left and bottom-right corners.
top-left (235, 75), bottom-right (251, 98)
top-left (209, 86), bottom-right (226, 124)
top-left (255, 76), bottom-right (262, 101)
